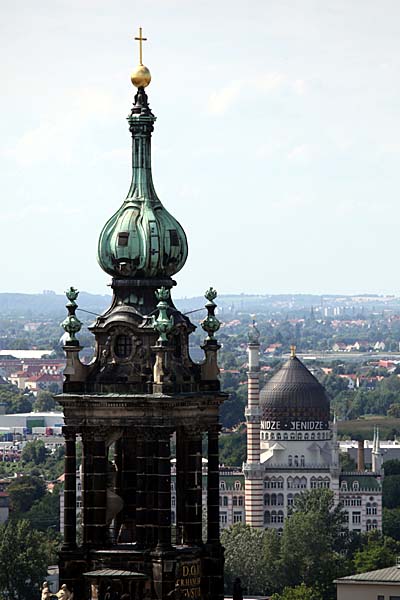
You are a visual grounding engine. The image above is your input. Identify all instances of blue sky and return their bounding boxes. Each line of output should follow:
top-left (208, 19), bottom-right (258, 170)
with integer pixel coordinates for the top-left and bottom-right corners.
top-left (2, 0), bottom-right (400, 297)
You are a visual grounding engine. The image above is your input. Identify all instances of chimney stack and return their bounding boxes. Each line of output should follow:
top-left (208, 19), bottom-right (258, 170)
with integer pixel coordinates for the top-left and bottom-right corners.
top-left (357, 439), bottom-right (365, 472)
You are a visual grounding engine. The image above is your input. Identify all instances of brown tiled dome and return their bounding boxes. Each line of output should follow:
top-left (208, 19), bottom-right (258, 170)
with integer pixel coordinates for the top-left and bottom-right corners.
top-left (260, 356), bottom-right (330, 422)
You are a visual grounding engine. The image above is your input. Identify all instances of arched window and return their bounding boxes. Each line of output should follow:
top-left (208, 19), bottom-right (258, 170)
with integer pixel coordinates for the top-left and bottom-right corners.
top-left (297, 432), bottom-right (302, 440)
top-left (287, 477), bottom-right (293, 489)
top-left (264, 494), bottom-right (270, 506)
top-left (287, 493), bottom-right (294, 507)
top-left (277, 432), bottom-right (282, 440)
top-left (311, 477), bottom-right (317, 489)
top-left (235, 481), bottom-right (241, 490)
top-left (277, 477), bottom-right (284, 489)
top-left (233, 496), bottom-right (238, 506)
top-left (300, 455), bottom-right (305, 467)
top-left (311, 433), bottom-right (315, 440)
top-left (352, 481), bottom-right (359, 491)
top-left (264, 511), bottom-right (271, 524)
top-left (277, 493), bottom-right (284, 506)
top-left (290, 432), bottom-right (296, 440)
top-left (172, 496), bottom-right (176, 507)
top-left (372, 503), bottom-right (377, 515)
top-left (114, 335), bottom-right (132, 358)
top-left (324, 477), bottom-right (330, 489)
top-left (372, 520), bottom-right (378, 529)
top-left (316, 432), bottom-right (320, 440)
top-left (270, 433), bottom-right (275, 440)
top-left (271, 510), bottom-right (277, 523)
top-left (366, 503), bottom-right (371, 515)
top-left (366, 519), bottom-right (372, 531)
top-left (283, 432), bottom-right (288, 440)
top-left (223, 496), bottom-right (228, 506)
top-left (294, 455), bottom-right (299, 467)
top-left (264, 478), bottom-right (270, 489)
top-left (277, 510), bottom-right (284, 523)
top-left (304, 433), bottom-right (309, 440)
top-left (271, 494), bottom-right (277, 506)
top-left (300, 477), bottom-right (307, 489)
top-left (239, 496), bottom-right (244, 506)
top-left (288, 455), bottom-right (293, 467)
top-left (220, 481), bottom-right (226, 491)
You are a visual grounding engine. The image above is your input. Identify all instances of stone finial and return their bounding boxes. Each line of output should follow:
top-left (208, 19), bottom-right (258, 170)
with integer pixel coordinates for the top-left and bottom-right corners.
top-left (61, 287), bottom-right (82, 345)
top-left (248, 315), bottom-right (260, 344)
top-left (152, 286), bottom-right (174, 343)
top-left (201, 287), bottom-right (221, 342)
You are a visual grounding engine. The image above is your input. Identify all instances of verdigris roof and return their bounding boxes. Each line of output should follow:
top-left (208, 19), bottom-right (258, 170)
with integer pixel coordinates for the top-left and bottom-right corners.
top-left (340, 474), bottom-right (381, 491)
top-left (260, 355), bottom-right (330, 422)
top-left (336, 565), bottom-right (400, 583)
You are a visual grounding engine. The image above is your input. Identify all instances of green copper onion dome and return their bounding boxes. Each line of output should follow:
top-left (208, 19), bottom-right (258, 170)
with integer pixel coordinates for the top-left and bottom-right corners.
top-left (97, 78), bottom-right (188, 279)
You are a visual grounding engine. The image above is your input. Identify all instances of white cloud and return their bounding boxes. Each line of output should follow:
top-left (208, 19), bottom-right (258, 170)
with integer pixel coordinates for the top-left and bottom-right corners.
top-left (287, 144), bottom-right (313, 162)
top-left (207, 72), bottom-right (305, 115)
top-left (2, 87), bottom-right (122, 166)
top-left (207, 81), bottom-right (242, 115)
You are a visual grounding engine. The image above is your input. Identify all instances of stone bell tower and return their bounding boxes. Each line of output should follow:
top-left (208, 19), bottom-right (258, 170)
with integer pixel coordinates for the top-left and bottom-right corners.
top-left (58, 29), bottom-right (226, 600)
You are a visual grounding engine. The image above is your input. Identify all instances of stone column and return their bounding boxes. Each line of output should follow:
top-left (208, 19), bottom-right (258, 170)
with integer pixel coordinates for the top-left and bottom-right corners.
top-left (82, 428), bottom-right (108, 547)
top-left (185, 428), bottom-right (203, 545)
top-left (207, 426), bottom-right (220, 544)
top-left (175, 427), bottom-right (186, 545)
top-left (62, 426), bottom-right (77, 550)
top-left (135, 433), bottom-right (147, 548)
top-left (156, 428), bottom-right (172, 550)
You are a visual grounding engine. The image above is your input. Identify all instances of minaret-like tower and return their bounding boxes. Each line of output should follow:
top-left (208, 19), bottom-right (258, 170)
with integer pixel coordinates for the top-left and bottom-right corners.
top-left (58, 30), bottom-right (226, 600)
top-left (372, 427), bottom-right (383, 474)
top-left (243, 319), bottom-right (264, 528)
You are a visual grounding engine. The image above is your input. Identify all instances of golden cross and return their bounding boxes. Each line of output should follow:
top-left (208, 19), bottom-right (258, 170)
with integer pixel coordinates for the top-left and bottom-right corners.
top-left (134, 27), bottom-right (147, 66)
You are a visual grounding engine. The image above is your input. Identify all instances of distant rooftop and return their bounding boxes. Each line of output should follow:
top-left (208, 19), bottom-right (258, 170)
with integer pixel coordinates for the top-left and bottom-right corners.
top-left (0, 350), bottom-right (53, 359)
top-left (336, 565), bottom-right (400, 584)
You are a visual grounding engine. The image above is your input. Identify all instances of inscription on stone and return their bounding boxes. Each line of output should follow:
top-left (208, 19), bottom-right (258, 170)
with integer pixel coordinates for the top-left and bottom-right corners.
top-left (176, 559), bottom-right (201, 598)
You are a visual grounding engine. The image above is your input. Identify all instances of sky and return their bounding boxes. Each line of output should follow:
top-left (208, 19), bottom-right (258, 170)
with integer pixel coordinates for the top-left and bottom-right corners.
top-left (2, 0), bottom-right (400, 298)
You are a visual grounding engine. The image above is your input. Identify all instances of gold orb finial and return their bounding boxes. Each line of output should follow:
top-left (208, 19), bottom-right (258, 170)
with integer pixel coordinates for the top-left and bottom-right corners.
top-left (131, 27), bottom-right (151, 88)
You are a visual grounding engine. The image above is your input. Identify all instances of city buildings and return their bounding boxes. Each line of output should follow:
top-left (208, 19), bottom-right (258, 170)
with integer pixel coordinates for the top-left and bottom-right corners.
top-left (244, 323), bottom-right (383, 533)
top-left (335, 564), bottom-right (400, 600)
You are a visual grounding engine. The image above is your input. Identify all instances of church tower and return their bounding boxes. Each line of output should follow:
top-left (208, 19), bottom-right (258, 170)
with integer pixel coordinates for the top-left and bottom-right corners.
top-left (58, 30), bottom-right (226, 600)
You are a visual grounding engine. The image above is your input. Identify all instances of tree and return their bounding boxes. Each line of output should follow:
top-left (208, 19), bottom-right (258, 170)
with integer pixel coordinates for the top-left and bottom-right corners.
top-left (32, 389), bottom-right (57, 412)
top-left (383, 475), bottom-right (400, 509)
top-left (271, 584), bottom-right (322, 600)
top-left (353, 531), bottom-right (399, 573)
top-left (280, 490), bottom-right (350, 599)
top-left (21, 439), bottom-right (48, 465)
top-left (339, 452), bottom-right (356, 472)
top-left (383, 508), bottom-right (400, 541)
top-left (7, 475), bottom-right (46, 514)
top-left (0, 519), bottom-right (58, 600)
top-left (382, 459), bottom-right (400, 476)
top-left (221, 523), bottom-right (269, 595)
top-left (25, 486), bottom-right (61, 532)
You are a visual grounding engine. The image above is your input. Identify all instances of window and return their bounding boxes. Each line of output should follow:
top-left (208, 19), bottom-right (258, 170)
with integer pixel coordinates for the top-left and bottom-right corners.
top-left (353, 481), bottom-right (360, 491)
top-left (264, 494), bottom-right (270, 506)
top-left (294, 455), bottom-right (299, 467)
top-left (220, 481), bottom-right (226, 490)
top-left (287, 494), bottom-right (294, 507)
top-left (271, 510), bottom-right (277, 523)
top-left (264, 479), bottom-right (270, 489)
top-left (352, 512), bottom-right (361, 524)
top-left (277, 477), bottom-right (284, 489)
top-left (171, 496), bottom-right (176, 507)
top-left (290, 432), bottom-right (296, 440)
top-left (169, 229), bottom-right (179, 246)
top-left (277, 510), bottom-right (284, 524)
top-left (300, 455), bottom-right (305, 467)
top-left (366, 503), bottom-right (372, 515)
top-left (283, 433), bottom-right (288, 440)
top-left (372, 503), bottom-right (378, 515)
top-left (234, 481), bottom-right (241, 490)
top-left (118, 231), bottom-right (129, 246)
top-left (238, 496), bottom-right (244, 506)
top-left (233, 496), bottom-right (238, 506)
top-left (114, 335), bottom-right (132, 358)
top-left (264, 511), bottom-right (270, 524)
top-left (233, 512), bottom-right (243, 524)
top-left (271, 494), bottom-right (277, 506)
top-left (277, 494), bottom-right (284, 506)
top-left (223, 496), bottom-right (228, 506)
top-left (288, 455), bottom-right (293, 467)
top-left (220, 513), bottom-right (227, 524)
